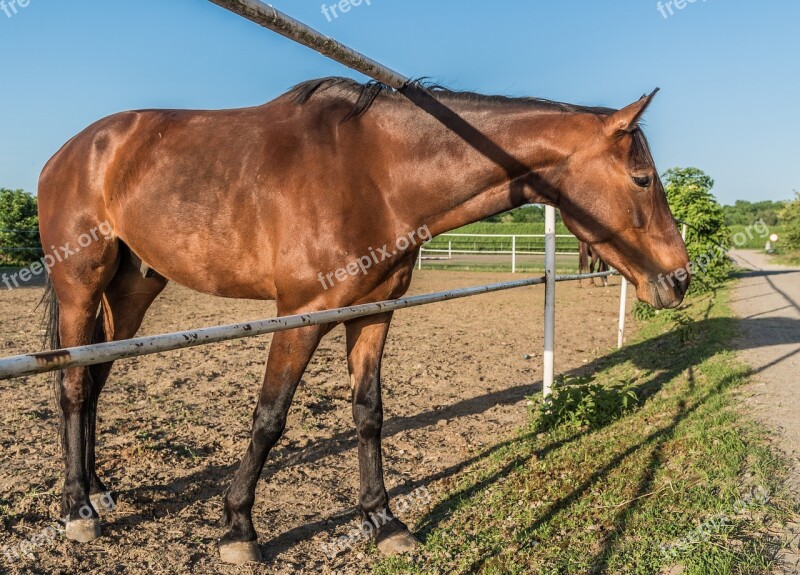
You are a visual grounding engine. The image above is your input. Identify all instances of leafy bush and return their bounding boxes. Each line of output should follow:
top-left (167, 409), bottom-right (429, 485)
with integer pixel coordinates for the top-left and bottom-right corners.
top-left (662, 167), bottom-right (731, 294)
top-left (779, 192), bottom-right (800, 251)
top-left (0, 189), bottom-right (41, 266)
top-left (530, 376), bottom-right (638, 432)
top-left (633, 300), bottom-right (657, 321)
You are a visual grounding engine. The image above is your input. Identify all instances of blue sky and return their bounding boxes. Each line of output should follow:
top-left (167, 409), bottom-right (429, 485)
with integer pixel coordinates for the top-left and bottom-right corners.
top-left (0, 0), bottom-right (797, 205)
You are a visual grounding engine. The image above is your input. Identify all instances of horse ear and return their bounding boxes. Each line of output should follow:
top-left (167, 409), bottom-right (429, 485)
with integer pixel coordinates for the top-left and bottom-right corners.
top-left (605, 88), bottom-right (659, 136)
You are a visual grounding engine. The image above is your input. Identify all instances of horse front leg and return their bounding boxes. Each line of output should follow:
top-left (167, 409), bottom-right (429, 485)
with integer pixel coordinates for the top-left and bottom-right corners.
top-left (219, 324), bottom-right (326, 565)
top-left (345, 313), bottom-right (420, 556)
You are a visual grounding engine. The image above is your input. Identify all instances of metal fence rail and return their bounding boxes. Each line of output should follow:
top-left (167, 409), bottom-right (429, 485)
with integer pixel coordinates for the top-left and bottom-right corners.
top-left (0, 270), bottom-right (614, 381)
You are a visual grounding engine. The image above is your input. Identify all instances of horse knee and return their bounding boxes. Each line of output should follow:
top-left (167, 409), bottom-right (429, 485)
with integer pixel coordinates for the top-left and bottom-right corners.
top-left (60, 371), bottom-right (91, 412)
top-left (250, 408), bottom-right (287, 445)
top-left (353, 399), bottom-right (383, 439)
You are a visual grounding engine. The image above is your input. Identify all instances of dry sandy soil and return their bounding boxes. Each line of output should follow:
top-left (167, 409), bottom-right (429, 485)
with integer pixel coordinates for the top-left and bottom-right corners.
top-left (0, 270), bottom-right (630, 574)
top-left (730, 250), bottom-right (800, 572)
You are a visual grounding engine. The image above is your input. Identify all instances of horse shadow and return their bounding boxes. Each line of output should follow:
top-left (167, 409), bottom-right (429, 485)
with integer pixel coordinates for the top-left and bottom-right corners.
top-left (99, 299), bottom-right (799, 564)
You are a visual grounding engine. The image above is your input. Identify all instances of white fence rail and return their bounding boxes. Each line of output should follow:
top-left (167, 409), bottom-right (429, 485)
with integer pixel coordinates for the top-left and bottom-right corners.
top-left (419, 233), bottom-right (581, 274)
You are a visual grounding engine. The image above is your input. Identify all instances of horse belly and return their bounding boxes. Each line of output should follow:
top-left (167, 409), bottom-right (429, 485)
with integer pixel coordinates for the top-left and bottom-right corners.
top-left (112, 200), bottom-right (277, 300)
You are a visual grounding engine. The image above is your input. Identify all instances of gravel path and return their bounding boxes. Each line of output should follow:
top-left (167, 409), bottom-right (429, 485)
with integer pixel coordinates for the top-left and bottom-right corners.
top-left (730, 249), bottom-right (800, 573)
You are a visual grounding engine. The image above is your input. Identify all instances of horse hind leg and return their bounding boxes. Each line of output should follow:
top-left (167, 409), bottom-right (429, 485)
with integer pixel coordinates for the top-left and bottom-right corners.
top-left (85, 253), bottom-right (167, 513)
top-left (47, 241), bottom-right (119, 543)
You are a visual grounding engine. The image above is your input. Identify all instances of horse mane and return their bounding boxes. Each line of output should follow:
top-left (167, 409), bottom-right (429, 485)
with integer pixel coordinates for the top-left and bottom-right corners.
top-left (289, 76), bottom-right (616, 121)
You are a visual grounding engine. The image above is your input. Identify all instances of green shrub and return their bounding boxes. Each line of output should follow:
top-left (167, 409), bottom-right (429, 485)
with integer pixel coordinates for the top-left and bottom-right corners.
top-left (633, 300), bottom-right (657, 321)
top-left (779, 192), bottom-right (800, 251)
top-left (0, 189), bottom-right (41, 266)
top-left (530, 376), bottom-right (638, 432)
top-left (662, 167), bottom-right (731, 294)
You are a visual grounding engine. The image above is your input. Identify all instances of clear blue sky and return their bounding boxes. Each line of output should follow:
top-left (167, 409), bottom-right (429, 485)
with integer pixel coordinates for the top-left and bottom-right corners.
top-left (0, 0), bottom-right (797, 205)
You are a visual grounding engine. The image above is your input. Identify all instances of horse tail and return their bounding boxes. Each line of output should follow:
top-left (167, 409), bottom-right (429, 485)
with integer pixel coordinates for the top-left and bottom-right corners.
top-left (39, 274), bottom-right (107, 452)
top-left (39, 274), bottom-right (64, 448)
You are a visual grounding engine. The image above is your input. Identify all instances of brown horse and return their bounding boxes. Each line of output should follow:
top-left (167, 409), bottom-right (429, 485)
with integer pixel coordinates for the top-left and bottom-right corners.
top-left (578, 240), bottom-right (610, 287)
top-left (37, 77), bottom-right (689, 564)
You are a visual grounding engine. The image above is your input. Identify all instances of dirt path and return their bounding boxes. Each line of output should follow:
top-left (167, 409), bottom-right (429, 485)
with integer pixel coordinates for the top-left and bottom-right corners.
top-left (0, 271), bottom-right (629, 574)
top-left (730, 249), bottom-right (800, 572)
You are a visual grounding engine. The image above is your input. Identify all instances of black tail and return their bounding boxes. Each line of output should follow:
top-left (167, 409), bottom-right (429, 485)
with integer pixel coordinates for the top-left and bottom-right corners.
top-left (39, 275), bottom-right (62, 403)
top-left (38, 275), bottom-right (106, 453)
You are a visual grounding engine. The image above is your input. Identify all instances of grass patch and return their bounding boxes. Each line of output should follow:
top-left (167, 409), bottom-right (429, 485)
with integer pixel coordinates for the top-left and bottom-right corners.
top-left (770, 251), bottom-right (800, 267)
top-left (445, 222), bottom-right (573, 235)
top-left (374, 285), bottom-right (796, 574)
top-left (532, 376), bottom-right (638, 432)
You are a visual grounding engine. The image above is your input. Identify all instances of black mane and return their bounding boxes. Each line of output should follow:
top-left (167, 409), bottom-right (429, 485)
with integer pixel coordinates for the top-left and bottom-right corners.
top-left (290, 76), bottom-right (616, 121)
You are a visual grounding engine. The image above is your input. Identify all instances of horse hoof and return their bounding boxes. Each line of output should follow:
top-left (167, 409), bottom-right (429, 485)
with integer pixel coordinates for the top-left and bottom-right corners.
top-left (90, 492), bottom-right (116, 514)
top-left (219, 541), bottom-right (263, 565)
top-left (65, 518), bottom-right (102, 543)
top-left (377, 530), bottom-right (420, 556)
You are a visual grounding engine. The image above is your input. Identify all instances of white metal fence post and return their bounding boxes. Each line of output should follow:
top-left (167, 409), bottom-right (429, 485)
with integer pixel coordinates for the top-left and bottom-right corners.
top-left (448, 240), bottom-right (452, 260)
top-left (618, 277), bottom-right (628, 349)
top-left (418, 248), bottom-right (422, 270)
top-left (543, 206), bottom-right (556, 397)
top-left (682, 223), bottom-right (688, 241)
top-left (512, 235), bottom-right (517, 273)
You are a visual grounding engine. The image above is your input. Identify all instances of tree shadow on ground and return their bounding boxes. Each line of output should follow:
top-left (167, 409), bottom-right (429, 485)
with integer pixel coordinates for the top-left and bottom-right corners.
top-left (412, 306), bottom-right (799, 573)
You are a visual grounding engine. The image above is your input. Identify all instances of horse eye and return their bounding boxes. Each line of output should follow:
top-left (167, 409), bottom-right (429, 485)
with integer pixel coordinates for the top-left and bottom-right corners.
top-left (632, 175), bottom-right (651, 188)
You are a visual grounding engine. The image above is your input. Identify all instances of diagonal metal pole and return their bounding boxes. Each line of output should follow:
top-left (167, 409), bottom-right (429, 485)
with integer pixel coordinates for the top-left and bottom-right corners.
top-left (0, 272), bottom-right (615, 380)
top-left (207, 0), bottom-right (410, 89)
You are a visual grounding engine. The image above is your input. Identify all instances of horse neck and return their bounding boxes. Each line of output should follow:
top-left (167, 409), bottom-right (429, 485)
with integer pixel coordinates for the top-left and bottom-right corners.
top-left (383, 97), bottom-right (587, 237)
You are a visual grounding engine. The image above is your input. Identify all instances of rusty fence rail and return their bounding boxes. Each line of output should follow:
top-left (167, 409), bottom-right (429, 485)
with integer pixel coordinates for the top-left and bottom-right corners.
top-left (0, 270), bottom-right (615, 381)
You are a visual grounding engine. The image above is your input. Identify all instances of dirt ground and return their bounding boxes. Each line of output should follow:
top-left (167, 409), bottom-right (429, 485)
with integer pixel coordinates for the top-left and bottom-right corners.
top-left (730, 250), bottom-right (800, 572)
top-left (0, 270), bottom-right (630, 575)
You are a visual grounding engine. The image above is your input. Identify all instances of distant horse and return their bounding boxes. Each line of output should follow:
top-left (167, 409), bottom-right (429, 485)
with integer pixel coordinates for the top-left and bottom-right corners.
top-left (37, 77), bottom-right (689, 564)
top-left (579, 240), bottom-right (610, 287)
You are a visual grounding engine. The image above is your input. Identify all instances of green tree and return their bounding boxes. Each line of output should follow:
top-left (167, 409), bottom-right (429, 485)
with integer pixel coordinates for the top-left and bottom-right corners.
top-left (662, 167), bottom-right (731, 293)
top-left (722, 200), bottom-right (784, 226)
top-left (779, 192), bottom-right (800, 251)
top-left (0, 189), bottom-right (42, 265)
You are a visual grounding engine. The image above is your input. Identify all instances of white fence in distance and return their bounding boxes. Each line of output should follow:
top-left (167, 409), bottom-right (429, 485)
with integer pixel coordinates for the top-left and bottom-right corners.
top-left (418, 233), bottom-right (579, 273)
